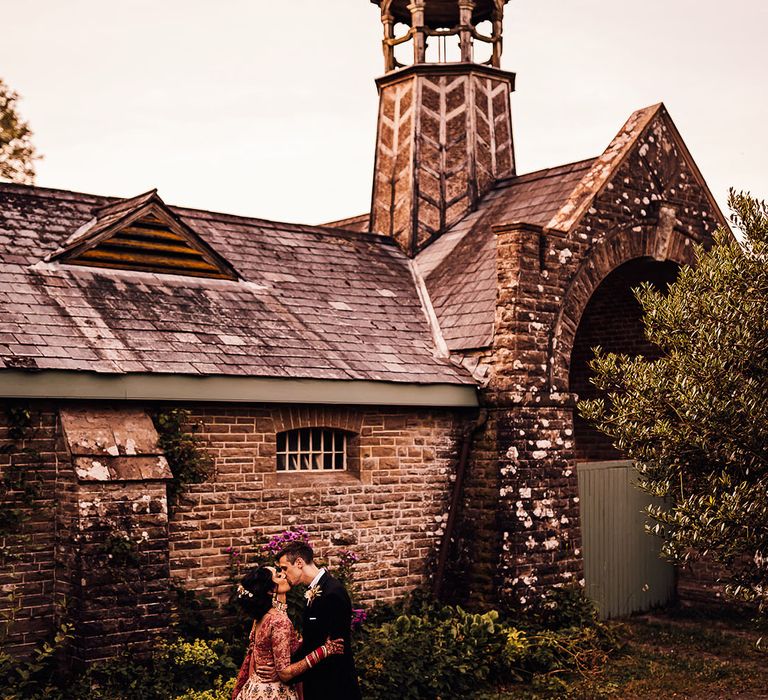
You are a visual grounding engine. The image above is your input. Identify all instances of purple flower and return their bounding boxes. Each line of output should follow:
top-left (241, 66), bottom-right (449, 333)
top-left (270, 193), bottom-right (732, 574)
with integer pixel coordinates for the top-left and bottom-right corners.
top-left (338, 550), bottom-right (359, 565)
top-left (261, 527), bottom-right (312, 555)
top-left (351, 608), bottom-right (367, 628)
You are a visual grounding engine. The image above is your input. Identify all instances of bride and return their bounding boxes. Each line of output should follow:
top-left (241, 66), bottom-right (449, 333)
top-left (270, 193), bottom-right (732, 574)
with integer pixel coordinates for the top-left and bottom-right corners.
top-left (232, 566), bottom-right (343, 700)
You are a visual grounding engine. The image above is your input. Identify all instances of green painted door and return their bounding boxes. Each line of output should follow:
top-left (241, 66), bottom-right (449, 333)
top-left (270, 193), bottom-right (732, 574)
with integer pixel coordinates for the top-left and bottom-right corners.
top-left (577, 460), bottom-right (675, 619)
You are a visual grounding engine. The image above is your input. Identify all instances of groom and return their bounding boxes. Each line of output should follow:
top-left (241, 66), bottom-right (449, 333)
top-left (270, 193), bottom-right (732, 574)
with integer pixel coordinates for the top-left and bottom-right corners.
top-left (277, 541), bottom-right (361, 700)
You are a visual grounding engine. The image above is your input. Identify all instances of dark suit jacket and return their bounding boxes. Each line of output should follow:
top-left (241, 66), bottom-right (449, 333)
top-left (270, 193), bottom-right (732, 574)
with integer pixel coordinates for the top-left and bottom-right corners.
top-left (294, 571), bottom-right (361, 700)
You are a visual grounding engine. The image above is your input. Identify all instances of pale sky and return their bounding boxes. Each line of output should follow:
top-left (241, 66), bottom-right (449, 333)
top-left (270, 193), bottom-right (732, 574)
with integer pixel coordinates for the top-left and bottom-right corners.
top-left (4, 0), bottom-right (767, 224)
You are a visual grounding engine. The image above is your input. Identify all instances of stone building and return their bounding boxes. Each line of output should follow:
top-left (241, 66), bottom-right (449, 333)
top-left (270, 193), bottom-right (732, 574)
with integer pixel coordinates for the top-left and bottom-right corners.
top-left (0, 0), bottom-right (726, 662)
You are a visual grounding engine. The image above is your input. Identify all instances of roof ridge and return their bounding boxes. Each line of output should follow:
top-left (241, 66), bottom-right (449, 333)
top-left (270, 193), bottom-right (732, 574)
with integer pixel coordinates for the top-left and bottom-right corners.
top-left (0, 180), bottom-right (107, 204)
top-left (322, 212), bottom-right (369, 227)
top-left (0, 181), bottom-right (395, 247)
top-left (173, 205), bottom-right (395, 244)
top-left (547, 103), bottom-right (664, 231)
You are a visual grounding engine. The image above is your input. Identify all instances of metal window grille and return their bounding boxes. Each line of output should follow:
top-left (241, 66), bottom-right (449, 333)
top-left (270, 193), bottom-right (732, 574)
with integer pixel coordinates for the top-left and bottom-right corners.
top-left (276, 428), bottom-right (347, 472)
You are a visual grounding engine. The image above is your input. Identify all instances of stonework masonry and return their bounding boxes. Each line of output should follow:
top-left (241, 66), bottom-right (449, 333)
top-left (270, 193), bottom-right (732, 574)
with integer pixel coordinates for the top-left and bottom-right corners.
top-left (0, 404), bottom-right (63, 659)
top-left (448, 108), bottom-right (724, 606)
top-left (171, 405), bottom-right (468, 603)
top-left (0, 400), bottom-right (470, 659)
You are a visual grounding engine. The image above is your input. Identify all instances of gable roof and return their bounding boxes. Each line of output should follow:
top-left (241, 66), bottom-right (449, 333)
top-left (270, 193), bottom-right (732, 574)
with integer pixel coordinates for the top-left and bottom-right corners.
top-left (417, 158), bottom-right (595, 349)
top-left (48, 189), bottom-right (238, 280)
top-left (418, 103), bottom-right (727, 352)
top-left (0, 183), bottom-right (474, 388)
top-left (549, 103), bottom-right (728, 233)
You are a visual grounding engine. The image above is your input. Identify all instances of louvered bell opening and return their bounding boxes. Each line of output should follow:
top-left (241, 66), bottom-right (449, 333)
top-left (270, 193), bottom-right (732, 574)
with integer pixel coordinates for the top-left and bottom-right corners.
top-left (70, 216), bottom-right (233, 279)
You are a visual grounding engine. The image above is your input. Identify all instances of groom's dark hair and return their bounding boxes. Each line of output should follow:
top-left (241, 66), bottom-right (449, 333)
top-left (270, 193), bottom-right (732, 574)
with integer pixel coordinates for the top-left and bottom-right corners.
top-left (277, 541), bottom-right (314, 564)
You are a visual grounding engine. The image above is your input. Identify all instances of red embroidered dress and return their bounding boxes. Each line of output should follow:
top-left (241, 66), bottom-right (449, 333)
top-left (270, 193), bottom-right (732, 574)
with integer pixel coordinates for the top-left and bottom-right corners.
top-left (233, 609), bottom-right (302, 700)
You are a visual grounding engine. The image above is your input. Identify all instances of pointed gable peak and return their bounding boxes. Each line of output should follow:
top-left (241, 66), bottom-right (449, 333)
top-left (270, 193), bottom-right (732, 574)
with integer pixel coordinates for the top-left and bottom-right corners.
top-left (49, 189), bottom-right (238, 280)
top-left (547, 104), bottom-right (664, 232)
top-left (548, 103), bottom-right (726, 233)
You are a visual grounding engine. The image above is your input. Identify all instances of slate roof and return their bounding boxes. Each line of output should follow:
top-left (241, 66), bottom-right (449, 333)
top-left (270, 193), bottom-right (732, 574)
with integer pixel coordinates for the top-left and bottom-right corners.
top-left (322, 213), bottom-right (370, 233)
top-left (417, 158), bottom-right (596, 350)
top-left (4, 104), bottom-right (706, 377)
top-left (0, 183), bottom-right (473, 385)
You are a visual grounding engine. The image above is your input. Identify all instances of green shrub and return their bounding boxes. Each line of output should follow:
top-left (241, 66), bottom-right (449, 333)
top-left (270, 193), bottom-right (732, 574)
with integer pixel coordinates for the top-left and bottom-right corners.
top-left (356, 606), bottom-right (514, 699)
top-left (2, 586), bottom-right (612, 699)
top-left (355, 593), bottom-right (614, 699)
top-left (0, 620), bottom-right (73, 700)
top-left (2, 636), bottom-right (238, 700)
top-left (172, 676), bottom-right (236, 700)
top-left (519, 584), bottom-right (600, 630)
top-left (156, 637), bottom-right (236, 692)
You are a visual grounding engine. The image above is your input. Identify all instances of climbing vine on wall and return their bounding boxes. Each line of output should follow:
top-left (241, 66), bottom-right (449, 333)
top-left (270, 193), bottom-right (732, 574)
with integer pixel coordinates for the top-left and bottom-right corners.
top-left (153, 408), bottom-right (214, 504)
top-left (0, 404), bottom-right (42, 563)
top-left (79, 521), bottom-right (151, 586)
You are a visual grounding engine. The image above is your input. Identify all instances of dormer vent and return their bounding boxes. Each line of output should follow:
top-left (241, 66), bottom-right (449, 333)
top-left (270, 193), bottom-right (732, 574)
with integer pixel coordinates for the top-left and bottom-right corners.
top-left (49, 190), bottom-right (238, 280)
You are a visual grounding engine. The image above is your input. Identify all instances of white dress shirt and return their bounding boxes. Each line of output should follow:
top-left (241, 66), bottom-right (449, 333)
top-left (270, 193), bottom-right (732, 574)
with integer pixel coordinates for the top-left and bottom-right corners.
top-left (308, 567), bottom-right (326, 589)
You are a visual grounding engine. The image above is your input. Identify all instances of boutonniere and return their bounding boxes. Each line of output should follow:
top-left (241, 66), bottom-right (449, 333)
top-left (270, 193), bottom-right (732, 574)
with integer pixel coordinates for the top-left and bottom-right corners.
top-left (304, 586), bottom-right (322, 606)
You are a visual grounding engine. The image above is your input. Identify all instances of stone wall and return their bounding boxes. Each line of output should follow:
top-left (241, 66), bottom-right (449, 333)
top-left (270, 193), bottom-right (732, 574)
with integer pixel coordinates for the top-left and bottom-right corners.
top-left (0, 402), bottom-right (174, 663)
top-left (0, 402), bottom-right (63, 659)
top-left (451, 110), bottom-right (723, 606)
top-left (68, 480), bottom-right (171, 663)
top-left (171, 404), bottom-right (468, 605)
top-left (0, 399), bottom-right (469, 660)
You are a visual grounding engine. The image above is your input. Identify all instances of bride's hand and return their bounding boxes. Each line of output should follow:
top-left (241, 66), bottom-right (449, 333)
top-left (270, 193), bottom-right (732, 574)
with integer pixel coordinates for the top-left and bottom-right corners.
top-left (325, 637), bottom-right (344, 655)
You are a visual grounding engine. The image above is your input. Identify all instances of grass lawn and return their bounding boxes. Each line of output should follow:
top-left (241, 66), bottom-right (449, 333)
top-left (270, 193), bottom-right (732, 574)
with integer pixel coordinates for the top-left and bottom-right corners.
top-left (488, 605), bottom-right (768, 700)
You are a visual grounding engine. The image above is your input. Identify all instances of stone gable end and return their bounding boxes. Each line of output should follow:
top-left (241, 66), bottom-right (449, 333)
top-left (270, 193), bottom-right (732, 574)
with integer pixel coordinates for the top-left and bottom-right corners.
top-left (454, 107), bottom-right (726, 606)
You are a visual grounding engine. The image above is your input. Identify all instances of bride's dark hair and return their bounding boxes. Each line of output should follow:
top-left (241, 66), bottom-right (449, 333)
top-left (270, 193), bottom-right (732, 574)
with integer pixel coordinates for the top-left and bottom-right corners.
top-left (238, 566), bottom-right (276, 620)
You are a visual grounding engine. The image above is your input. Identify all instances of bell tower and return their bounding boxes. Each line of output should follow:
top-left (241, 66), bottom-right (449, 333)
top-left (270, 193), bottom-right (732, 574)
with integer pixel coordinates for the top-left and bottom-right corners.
top-left (370, 0), bottom-right (515, 256)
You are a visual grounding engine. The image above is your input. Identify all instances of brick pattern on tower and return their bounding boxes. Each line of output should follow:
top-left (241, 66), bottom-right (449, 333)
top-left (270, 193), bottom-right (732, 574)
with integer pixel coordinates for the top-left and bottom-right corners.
top-left (371, 65), bottom-right (515, 256)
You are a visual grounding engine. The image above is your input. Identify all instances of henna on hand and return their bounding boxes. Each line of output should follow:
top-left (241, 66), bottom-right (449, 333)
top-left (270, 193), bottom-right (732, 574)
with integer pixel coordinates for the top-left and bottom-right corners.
top-left (277, 641), bottom-right (341, 682)
top-left (325, 637), bottom-right (344, 655)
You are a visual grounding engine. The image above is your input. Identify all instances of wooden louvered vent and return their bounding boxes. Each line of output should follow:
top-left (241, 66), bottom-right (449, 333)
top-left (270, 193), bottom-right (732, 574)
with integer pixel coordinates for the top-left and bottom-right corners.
top-left (51, 191), bottom-right (238, 280)
top-left (69, 214), bottom-right (231, 279)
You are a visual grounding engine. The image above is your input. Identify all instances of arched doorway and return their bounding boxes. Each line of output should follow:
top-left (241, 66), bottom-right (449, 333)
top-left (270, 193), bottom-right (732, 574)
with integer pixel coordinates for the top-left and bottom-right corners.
top-left (570, 257), bottom-right (679, 461)
top-left (569, 257), bottom-right (679, 617)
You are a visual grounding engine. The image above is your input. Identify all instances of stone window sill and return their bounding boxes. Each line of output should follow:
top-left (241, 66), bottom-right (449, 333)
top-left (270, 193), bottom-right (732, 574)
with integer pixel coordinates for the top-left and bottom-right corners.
top-left (263, 470), bottom-right (363, 489)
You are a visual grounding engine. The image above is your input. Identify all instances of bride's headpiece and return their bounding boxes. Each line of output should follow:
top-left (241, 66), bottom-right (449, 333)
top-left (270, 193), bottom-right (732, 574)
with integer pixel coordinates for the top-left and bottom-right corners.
top-left (236, 583), bottom-right (254, 598)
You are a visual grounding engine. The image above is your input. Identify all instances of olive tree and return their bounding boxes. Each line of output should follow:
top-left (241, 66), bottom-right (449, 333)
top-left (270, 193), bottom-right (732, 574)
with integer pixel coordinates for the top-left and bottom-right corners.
top-left (580, 191), bottom-right (768, 610)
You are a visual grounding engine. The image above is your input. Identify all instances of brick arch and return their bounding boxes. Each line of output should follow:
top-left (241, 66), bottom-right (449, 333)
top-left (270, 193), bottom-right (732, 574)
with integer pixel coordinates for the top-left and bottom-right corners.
top-left (547, 224), bottom-right (697, 390)
top-left (272, 406), bottom-right (364, 435)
